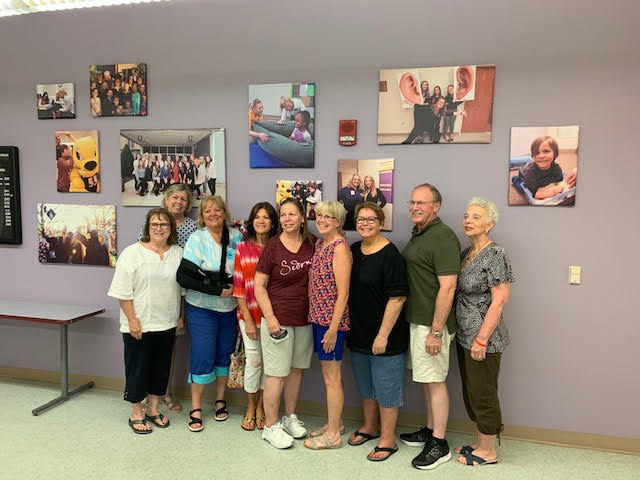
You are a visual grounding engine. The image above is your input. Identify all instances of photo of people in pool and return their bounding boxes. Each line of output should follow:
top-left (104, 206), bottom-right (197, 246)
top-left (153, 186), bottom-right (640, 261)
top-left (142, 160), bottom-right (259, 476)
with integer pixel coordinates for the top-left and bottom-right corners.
top-left (378, 65), bottom-right (495, 144)
top-left (509, 126), bottom-right (579, 207)
top-left (248, 82), bottom-right (315, 168)
top-left (90, 63), bottom-right (147, 117)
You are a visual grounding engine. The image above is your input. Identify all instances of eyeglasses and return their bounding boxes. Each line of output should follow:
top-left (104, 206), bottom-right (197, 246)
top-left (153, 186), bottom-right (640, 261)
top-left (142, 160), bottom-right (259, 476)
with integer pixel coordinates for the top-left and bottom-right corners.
top-left (355, 217), bottom-right (378, 225)
top-left (316, 214), bottom-right (336, 221)
top-left (150, 222), bottom-right (170, 230)
top-left (407, 200), bottom-right (437, 207)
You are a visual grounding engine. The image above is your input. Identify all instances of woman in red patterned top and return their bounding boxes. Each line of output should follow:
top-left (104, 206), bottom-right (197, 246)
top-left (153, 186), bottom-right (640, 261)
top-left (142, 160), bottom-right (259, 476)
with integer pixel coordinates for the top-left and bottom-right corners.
top-left (233, 202), bottom-right (278, 431)
top-left (304, 201), bottom-right (352, 450)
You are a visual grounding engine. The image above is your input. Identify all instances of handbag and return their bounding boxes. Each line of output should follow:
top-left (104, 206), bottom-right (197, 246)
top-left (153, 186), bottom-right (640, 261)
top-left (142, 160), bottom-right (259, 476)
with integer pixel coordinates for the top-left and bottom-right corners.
top-left (227, 334), bottom-right (245, 389)
top-left (176, 225), bottom-right (232, 296)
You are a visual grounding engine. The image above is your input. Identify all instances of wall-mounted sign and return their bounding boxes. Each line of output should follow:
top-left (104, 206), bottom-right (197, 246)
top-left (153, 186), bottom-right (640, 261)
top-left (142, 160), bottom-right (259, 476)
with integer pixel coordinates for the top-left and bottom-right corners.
top-left (0, 146), bottom-right (22, 245)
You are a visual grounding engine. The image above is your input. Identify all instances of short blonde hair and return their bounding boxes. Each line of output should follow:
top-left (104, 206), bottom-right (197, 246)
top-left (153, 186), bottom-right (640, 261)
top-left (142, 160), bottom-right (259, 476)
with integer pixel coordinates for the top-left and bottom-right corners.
top-left (468, 197), bottom-right (499, 225)
top-left (315, 201), bottom-right (347, 229)
top-left (196, 195), bottom-right (231, 228)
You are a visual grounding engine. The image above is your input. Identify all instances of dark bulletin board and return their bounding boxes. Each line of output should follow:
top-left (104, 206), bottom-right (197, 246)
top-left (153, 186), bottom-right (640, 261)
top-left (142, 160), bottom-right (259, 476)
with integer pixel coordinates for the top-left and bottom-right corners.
top-left (0, 146), bottom-right (22, 245)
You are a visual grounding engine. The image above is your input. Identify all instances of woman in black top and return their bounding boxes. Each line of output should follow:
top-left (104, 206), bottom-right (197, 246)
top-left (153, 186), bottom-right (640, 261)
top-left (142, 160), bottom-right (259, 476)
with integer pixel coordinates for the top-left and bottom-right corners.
top-left (347, 202), bottom-right (408, 461)
top-left (362, 176), bottom-right (387, 209)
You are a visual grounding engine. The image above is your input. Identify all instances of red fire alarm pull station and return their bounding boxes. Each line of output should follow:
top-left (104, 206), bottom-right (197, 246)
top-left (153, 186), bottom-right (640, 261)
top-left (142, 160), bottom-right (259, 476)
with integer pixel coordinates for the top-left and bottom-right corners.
top-left (339, 120), bottom-right (357, 146)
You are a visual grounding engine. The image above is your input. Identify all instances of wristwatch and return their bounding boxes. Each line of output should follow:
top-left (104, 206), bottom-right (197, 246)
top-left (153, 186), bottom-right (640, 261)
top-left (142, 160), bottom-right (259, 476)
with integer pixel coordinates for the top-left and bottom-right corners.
top-left (431, 330), bottom-right (443, 339)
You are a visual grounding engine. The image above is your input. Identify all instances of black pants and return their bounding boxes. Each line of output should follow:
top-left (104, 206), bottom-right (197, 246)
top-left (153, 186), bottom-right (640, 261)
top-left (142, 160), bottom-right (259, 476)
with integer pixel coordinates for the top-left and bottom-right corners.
top-left (123, 328), bottom-right (176, 403)
top-left (207, 178), bottom-right (216, 196)
top-left (456, 342), bottom-right (503, 435)
top-left (403, 104), bottom-right (436, 144)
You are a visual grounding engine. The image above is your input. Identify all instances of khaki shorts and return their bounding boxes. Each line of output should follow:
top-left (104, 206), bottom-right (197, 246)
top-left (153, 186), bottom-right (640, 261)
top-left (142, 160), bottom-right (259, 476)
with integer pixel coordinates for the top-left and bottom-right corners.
top-left (409, 323), bottom-right (454, 383)
top-left (260, 323), bottom-right (313, 377)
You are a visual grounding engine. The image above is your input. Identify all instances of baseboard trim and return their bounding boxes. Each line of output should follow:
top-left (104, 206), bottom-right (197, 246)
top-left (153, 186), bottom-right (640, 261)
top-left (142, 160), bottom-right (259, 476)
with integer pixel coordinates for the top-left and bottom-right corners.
top-left (2, 365), bottom-right (637, 455)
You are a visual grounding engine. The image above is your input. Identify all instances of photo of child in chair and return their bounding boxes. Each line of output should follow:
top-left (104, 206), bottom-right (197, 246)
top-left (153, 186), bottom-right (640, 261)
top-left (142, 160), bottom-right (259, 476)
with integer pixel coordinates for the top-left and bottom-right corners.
top-left (509, 126), bottom-right (579, 207)
top-left (248, 82), bottom-right (315, 168)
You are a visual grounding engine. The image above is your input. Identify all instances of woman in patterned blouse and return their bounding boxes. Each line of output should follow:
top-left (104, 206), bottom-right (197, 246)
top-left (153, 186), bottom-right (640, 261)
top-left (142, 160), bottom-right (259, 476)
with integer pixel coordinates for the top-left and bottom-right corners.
top-left (233, 202), bottom-right (278, 431)
top-left (304, 201), bottom-right (351, 450)
top-left (454, 197), bottom-right (514, 467)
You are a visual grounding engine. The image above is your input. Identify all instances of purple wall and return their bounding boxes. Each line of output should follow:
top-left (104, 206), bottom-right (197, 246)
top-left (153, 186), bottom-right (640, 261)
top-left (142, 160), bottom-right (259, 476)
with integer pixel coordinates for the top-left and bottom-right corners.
top-left (0, 0), bottom-right (639, 439)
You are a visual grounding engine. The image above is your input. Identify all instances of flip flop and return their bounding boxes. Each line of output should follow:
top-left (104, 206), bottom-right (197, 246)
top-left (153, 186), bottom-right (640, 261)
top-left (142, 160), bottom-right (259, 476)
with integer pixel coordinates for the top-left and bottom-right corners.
top-left (188, 408), bottom-right (204, 432)
top-left (310, 424), bottom-right (345, 438)
top-left (145, 413), bottom-right (170, 428)
top-left (128, 418), bottom-right (152, 434)
top-left (241, 415), bottom-right (256, 431)
top-left (303, 432), bottom-right (342, 450)
top-left (455, 445), bottom-right (473, 455)
top-left (367, 444), bottom-right (398, 462)
top-left (162, 396), bottom-right (183, 412)
top-left (214, 400), bottom-right (229, 421)
top-left (348, 430), bottom-right (380, 446)
top-left (256, 414), bottom-right (266, 430)
top-left (462, 451), bottom-right (498, 466)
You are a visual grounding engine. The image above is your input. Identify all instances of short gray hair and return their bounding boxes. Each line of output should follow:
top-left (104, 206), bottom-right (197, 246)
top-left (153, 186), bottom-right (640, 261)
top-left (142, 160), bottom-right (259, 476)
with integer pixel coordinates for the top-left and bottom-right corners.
top-left (468, 197), bottom-right (499, 225)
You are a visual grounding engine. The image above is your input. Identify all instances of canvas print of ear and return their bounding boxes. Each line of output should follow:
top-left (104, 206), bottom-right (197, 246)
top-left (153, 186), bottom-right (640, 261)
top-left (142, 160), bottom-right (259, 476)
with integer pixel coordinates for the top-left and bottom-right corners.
top-left (55, 131), bottom-right (100, 193)
top-left (37, 83), bottom-right (75, 119)
top-left (509, 126), bottom-right (579, 207)
top-left (337, 158), bottom-right (394, 231)
top-left (249, 82), bottom-right (315, 168)
top-left (90, 63), bottom-right (147, 117)
top-left (119, 128), bottom-right (226, 207)
top-left (37, 203), bottom-right (117, 266)
top-left (378, 65), bottom-right (495, 144)
top-left (275, 180), bottom-right (323, 220)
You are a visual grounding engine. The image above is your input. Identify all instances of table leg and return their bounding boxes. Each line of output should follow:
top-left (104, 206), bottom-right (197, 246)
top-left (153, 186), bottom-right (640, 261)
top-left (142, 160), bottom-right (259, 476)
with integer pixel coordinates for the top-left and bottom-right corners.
top-left (31, 323), bottom-right (94, 416)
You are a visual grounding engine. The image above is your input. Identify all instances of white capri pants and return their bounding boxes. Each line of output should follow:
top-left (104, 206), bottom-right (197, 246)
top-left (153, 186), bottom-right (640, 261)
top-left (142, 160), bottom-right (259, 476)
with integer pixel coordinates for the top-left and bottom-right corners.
top-left (239, 319), bottom-right (265, 393)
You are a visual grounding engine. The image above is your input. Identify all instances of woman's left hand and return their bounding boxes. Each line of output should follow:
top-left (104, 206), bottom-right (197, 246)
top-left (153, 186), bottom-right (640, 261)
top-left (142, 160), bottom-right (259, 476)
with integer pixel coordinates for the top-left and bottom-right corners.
top-left (322, 328), bottom-right (338, 353)
top-left (470, 342), bottom-right (487, 362)
top-left (220, 286), bottom-right (233, 298)
top-left (177, 315), bottom-right (185, 330)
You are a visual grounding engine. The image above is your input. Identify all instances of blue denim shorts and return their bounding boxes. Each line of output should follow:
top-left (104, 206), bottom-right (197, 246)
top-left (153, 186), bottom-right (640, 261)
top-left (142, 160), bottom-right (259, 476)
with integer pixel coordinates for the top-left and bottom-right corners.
top-left (312, 323), bottom-right (347, 361)
top-left (350, 350), bottom-right (406, 408)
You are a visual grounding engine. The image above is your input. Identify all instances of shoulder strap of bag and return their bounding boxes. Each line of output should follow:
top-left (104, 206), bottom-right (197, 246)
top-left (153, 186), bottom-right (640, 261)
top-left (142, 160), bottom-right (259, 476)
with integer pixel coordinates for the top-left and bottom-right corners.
top-left (219, 225), bottom-right (229, 274)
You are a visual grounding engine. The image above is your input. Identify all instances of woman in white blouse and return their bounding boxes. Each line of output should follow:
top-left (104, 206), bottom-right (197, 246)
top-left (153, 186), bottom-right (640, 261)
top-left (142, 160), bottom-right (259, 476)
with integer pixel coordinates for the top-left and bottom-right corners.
top-left (108, 207), bottom-right (185, 434)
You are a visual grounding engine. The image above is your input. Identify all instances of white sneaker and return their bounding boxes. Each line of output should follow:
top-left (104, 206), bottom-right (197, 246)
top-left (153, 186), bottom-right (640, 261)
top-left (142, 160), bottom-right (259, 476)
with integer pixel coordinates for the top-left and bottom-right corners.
top-left (281, 413), bottom-right (307, 439)
top-left (262, 422), bottom-right (294, 449)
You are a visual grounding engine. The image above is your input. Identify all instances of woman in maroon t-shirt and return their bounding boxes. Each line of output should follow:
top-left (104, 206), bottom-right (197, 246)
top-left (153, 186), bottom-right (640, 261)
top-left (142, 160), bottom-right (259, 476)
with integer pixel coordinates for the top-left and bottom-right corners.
top-left (255, 198), bottom-right (315, 449)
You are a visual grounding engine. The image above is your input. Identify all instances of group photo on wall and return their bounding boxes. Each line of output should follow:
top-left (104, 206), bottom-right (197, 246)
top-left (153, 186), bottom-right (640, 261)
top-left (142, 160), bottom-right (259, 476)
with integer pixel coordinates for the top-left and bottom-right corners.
top-left (337, 158), bottom-right (395, 231)
top-left (509, 125), bottom-right (579, 206)
top-left (37, 82), bottom-right (75, 119)
top-left (248, 82), bottom-right (315, 168)
top-left (55, 130), bottom-right (100, 193)
top-left (90, 63), bottom-right (147, 117)
top-left (119, 128), bottom-right (226, 207)
top-left (37, 203), bottom-right (117, 267)
top-left (378, 65), bottom-right (495, 144)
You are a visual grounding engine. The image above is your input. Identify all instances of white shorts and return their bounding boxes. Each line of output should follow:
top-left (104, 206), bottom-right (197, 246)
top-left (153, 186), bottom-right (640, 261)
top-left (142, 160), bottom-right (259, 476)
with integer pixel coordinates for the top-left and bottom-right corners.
top-left (409, 323), bottom-right (454, 383)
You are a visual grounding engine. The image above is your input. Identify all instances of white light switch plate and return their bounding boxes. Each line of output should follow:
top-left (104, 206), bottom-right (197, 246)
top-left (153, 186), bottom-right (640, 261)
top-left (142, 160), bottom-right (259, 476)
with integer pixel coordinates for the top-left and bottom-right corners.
top-left (569, 266), bottom-right (581, 285)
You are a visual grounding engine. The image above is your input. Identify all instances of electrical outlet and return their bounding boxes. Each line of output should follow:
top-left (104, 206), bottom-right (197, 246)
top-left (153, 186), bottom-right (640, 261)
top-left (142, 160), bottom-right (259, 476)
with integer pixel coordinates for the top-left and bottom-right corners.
top-left (568, 266), bottom-right (581, 285)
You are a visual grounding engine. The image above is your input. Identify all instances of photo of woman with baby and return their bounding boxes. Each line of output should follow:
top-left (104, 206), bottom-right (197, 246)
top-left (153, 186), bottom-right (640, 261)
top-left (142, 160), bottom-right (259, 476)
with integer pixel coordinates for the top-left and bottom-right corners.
top-left (119, 129), bottom-right (226, 207)
top-left (90, 63), bottom-right (147, 117)
top-left (509, 126), bottom-right (579, 206)
top-left (248, 82), bottom-right (315, 168)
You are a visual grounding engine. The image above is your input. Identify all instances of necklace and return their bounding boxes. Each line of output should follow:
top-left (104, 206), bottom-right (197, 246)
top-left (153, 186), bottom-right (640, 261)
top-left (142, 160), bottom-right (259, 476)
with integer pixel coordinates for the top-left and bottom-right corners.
top-left (462, 239), bottom-right (491, 267)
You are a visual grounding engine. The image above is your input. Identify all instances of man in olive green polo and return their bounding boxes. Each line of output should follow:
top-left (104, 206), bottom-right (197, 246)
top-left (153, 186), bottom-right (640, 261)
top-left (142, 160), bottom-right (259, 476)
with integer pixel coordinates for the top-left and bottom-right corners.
top-left (400, 183), bottom-right (460, 470)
